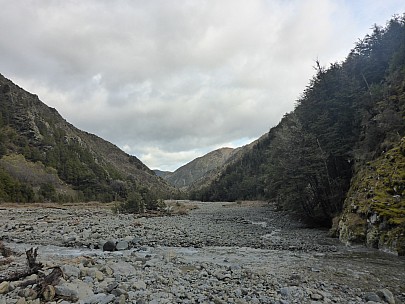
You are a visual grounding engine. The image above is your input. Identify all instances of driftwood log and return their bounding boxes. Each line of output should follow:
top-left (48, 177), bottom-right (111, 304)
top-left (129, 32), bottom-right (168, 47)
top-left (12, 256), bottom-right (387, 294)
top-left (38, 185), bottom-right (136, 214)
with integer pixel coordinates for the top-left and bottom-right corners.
top-left (0, 246), bottom-right (63, 301)
top-left (0, 247), bottom-right (43, 282)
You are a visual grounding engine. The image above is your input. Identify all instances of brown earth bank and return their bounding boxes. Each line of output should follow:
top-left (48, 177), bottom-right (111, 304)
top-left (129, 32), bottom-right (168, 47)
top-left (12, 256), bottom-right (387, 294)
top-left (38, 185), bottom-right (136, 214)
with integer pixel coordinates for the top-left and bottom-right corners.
top-left (0, 201), bottom-right (404, 303)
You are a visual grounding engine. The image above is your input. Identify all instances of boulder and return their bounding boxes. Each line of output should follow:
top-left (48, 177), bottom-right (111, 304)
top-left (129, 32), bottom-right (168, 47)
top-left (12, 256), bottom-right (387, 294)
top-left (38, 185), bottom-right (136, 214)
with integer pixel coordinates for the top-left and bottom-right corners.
top-left (103, 240), bottom-right (116, 252)
top-left (377, 288), bottom-right (395, 304)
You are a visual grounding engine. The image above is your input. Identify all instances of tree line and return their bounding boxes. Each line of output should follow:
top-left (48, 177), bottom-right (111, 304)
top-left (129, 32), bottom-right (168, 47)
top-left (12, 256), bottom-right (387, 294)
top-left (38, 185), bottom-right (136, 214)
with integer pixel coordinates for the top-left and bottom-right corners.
top-left (191, 15), bottom-right (405, 226)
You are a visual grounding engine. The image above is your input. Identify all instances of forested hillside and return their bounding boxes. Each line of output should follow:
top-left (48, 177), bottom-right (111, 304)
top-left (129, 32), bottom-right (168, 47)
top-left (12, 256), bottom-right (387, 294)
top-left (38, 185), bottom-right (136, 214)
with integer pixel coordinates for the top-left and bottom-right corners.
top-left (160, 146), bottom-right (254, 192)
top-left (193, 15), bottom-right (405, 236)
top-left (0, 74), bottom-right (176, 203)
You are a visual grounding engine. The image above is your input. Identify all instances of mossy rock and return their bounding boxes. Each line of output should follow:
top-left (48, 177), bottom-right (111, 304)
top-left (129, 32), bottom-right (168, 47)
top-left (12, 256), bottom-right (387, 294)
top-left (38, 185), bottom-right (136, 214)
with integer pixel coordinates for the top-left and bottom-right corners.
top-left (379, 225), bottom-right (405, 256)
top-left (339, 213), bottom-right (367, 244)
top-left (339, 137), bottom-right (405, 253)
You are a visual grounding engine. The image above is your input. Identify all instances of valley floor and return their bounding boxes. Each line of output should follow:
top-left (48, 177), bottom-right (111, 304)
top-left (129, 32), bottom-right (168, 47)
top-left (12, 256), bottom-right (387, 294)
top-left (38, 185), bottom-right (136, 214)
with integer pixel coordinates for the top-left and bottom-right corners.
top-left (0, 201), bottom-right (404, 303)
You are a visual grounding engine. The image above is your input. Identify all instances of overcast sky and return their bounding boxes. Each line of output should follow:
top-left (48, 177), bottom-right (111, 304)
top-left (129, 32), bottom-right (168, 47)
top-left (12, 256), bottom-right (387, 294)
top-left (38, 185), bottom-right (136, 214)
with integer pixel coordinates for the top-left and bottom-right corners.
top-left (0, 1), bottom-right (404, 171)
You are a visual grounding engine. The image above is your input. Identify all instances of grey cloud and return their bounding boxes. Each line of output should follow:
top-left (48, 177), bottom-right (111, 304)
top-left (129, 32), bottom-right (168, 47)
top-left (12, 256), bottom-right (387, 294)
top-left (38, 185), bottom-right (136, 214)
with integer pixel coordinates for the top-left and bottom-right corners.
top-left (0, 0), bottom-right (404, 170)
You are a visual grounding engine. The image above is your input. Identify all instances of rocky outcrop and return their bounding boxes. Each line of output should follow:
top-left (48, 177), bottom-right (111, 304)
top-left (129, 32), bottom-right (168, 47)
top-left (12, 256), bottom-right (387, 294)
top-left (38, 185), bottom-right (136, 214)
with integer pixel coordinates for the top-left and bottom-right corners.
top-left (337, 137), bottom-right (405, 255)
top-left (162, 147), bottom-right (237, 190)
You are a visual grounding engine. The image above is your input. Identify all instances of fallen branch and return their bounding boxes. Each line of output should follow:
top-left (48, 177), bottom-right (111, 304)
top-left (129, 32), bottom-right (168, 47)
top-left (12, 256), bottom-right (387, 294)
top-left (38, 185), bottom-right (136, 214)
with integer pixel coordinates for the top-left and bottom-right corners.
top-left (0, 247), bottom-right (63, 301)
top-left (0, 247), bottom-right (43, 283)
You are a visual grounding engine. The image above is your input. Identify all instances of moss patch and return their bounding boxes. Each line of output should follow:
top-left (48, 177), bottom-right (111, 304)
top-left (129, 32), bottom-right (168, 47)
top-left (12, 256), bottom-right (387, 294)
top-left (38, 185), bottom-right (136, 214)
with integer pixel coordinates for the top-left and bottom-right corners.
top-left (339, 137), bottom-right (405, 254)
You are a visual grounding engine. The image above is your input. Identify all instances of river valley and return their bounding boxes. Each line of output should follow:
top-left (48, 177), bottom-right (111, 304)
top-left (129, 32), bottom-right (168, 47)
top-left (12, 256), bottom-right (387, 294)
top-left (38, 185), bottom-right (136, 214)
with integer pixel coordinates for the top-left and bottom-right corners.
top-left (0, 201), bottom-right (404, 303)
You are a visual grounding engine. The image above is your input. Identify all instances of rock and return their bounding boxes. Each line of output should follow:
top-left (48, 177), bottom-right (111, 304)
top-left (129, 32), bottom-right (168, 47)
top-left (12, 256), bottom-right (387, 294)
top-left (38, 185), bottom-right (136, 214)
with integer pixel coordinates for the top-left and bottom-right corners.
top-left (108, 261), bottom-right (136, 276)
top-left (95, 270), bottom-right (104, 281)
top-left (55, 280), bottom-right (94, 301)
top-left (82, 229), bottom-right (91, 239)
top-left (131, 237), bottom-right (142, 245)
top-left (0, 281), bottom-right (9, 294)
top-left (112, 287), bottom-right (127, 297)
top-left (213, 269), bottom-right (231, 280)
top-left (62, 264), bottom-right (81, 279)
top-left (365, 292), bottom-right (381, 302)
top-left (63, 234), bottom-right (77, 243)
top-left (55, 285), bottom-right (79, 301)
top-left (15, 298), bottom-right (27, 304)
top-left (377, 288), bottom-right (395, 304)
top-left (103, 240), bottom-right (116, 252)
top-left (116, 240), bottom-right (129, 251)
top-left (43, 285), bottom-right (56, 301)
top-left (100, 265), bottom-right (113, 276)
top-left (83, 293), bottom-right (116, 304)
top-left (280, 287), bottom-right (291, 298)
top-left (24, 288), bottom-right (38, 300)
top-left (132, 280), bottom-right (147, 290)
top-left (310, 291), bottom-right (324, 300)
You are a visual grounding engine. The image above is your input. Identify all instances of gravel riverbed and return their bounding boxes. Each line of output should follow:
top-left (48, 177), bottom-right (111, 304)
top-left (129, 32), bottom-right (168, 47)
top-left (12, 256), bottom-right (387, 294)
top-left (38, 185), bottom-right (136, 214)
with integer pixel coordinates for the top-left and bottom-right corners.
top-left (0, 201), bottom-right (404, 304)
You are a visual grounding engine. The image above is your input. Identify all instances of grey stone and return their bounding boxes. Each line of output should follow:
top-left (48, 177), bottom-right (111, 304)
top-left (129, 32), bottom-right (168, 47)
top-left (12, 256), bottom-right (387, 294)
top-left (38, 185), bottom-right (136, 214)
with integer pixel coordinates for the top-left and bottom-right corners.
top-left (365, 292), bottom-right (381, 302)
top-left (56, 280), bottom-right (94, 301)
top-left (81, 293), bottom-right (115, 304)
top-left (108, 261), bottom-right (136, 276)
top-left (131, 237), bottom-right (142, 244)
top-left (132, 280), bottom-right (147, 290)
top-left (377, 289), bottom-right (395, 304)
top-left (280, 287), bottom-right (291, 298)
top-left (82, 229), bottom-right (91, 239)
top-left (106, 281), bottom-right (119, 292)
top-left (310, 292), bottom-right (324, 300)
top-left (63, 234), bottom-right (77, 243)
top-left (213, 269), bottom-right (231, 280)
top-left (55, 285), bottom-right (79, 301)
top-left (116, 240), bottom-right (129, 251)
top-left (0, 281), bottom-right (9, 294)
top-left (62, 265), bottom-right (81, 279)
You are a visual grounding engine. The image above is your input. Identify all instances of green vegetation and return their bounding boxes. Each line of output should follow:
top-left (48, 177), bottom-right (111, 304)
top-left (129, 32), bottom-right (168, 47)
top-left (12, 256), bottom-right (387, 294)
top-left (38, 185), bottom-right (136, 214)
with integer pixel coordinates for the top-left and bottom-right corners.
top-left (338, 137), bottom-right (405, 254)
top-left (0, 71), bottom-right (175, 205)
top-left (113, 187), bottom-right (166, 214)
top-left (193, 15), bottom-right (405, 229)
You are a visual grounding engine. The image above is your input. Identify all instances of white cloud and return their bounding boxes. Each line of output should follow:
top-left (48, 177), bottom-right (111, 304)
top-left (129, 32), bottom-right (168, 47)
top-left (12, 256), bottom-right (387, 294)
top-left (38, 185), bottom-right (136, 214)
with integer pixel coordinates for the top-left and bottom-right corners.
top-left (0, 0), bottom-right (404, 170)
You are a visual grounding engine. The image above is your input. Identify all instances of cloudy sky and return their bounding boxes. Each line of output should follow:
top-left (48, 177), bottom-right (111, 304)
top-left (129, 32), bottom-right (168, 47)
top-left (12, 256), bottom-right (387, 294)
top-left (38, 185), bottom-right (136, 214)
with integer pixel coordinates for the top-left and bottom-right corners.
top-left (0, 1), bottom-right (404, 171)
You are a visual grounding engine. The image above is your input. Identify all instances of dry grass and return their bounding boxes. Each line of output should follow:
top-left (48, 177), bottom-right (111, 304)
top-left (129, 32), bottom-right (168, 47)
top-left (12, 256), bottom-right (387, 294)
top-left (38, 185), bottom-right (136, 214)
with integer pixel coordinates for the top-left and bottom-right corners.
top-left (0, 201), bottom-right (111, 209)
top-left (165, 200), bottom-right (200, 216)
top-left (224, 201), bottom-right (269, 208)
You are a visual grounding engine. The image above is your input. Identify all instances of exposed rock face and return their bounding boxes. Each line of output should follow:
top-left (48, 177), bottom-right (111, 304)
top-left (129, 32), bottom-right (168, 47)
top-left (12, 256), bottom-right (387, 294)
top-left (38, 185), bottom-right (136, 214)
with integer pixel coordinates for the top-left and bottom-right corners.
top-left (337, 137), bottom-right (405, 255)
top-left (161, 146), bottom-right (253, 191)
top-left (162, 147), bottom-right (236, 189)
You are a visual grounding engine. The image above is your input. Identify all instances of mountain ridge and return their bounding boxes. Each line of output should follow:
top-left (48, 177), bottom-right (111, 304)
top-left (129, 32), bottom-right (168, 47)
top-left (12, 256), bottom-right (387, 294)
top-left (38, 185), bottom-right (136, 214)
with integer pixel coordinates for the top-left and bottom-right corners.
top-left (158, 141), bottom-right (259, 191)
top-left (0, 73), bottom-right (176, 202)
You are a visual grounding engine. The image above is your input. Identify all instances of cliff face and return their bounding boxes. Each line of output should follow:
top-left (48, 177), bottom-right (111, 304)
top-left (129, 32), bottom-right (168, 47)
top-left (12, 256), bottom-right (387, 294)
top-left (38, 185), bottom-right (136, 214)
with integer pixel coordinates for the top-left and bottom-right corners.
top-left (337, 137), bottom-right (405, 255)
